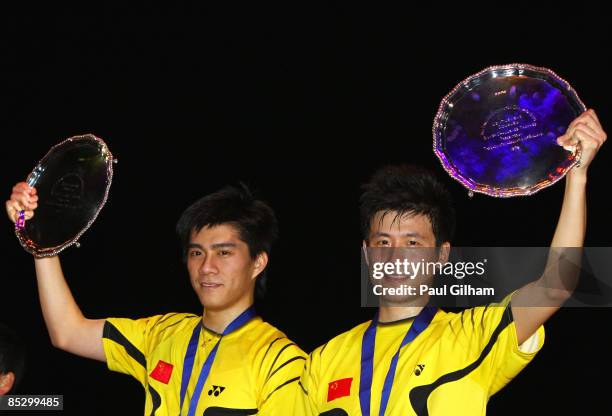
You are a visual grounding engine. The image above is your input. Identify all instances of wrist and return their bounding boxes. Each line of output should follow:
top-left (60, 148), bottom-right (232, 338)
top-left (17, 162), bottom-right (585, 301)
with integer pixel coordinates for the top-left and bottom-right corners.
top-left (34, 255), bottom-right (59, 262)
top-left (566, 168), bottom-right (587, 185)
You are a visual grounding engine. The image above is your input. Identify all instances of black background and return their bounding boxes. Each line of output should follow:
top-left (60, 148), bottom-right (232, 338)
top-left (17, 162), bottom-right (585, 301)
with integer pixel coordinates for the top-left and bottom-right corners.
top-left (1, 3), bottom-right (610, 415)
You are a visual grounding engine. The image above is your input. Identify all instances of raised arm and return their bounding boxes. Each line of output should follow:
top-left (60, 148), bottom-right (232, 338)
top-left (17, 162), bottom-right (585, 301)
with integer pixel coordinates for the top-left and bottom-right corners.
top-left (6, 183), bottom-right (106, 362)
top-left (512, 109), bottom-right (607, 344)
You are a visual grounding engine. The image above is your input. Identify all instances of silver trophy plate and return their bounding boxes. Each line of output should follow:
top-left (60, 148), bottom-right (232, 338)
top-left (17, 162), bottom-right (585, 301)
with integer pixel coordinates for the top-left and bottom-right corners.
top-left (433, 64), bottom-right (586, 197)
top-left (15, 134), bottom-right (114, 257)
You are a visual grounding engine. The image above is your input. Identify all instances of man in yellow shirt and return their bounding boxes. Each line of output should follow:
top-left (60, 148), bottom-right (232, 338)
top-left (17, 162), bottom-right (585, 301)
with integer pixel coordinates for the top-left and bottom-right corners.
top-left (6, 184), bottom-right (305, 415)
top-left (298, 109), bottom-right (606, 415)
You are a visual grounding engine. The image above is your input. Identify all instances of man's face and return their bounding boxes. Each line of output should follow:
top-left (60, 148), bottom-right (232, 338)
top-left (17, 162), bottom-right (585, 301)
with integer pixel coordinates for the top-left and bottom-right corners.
top-left (365, 211), bottom-right (449, 305)
top-left (186, 224), bottom-right (265, 312)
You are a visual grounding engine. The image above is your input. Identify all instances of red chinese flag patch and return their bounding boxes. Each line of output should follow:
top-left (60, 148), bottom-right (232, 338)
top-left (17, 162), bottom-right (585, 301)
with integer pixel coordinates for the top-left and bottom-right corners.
top-left (327, 378), bottom-right (352, 402)
top-left (150, 360), bottom-right (174, 384)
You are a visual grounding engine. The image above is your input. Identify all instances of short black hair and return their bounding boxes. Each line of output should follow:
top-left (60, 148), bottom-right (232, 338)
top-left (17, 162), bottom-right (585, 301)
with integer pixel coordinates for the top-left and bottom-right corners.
top-left (360, 164), bottom-right (455, 245)
top-left (176, 183), bottom-right (279, 297)
top-left (0, 323), bottom-right (26, 392)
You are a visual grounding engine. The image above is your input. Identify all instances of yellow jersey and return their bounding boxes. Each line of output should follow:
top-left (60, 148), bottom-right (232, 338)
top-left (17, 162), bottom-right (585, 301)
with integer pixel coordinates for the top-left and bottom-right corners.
top-left (298, 293), bottom-right (544, 415)
top-left (102, 310), bottom-right (306, 415)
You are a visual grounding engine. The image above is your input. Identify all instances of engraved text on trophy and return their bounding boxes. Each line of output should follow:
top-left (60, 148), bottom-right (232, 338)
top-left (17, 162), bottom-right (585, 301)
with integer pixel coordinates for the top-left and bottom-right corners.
top-left (47, 173), bottom-right (85, 213)
top-left (481, 106), bottom-right (544, 151)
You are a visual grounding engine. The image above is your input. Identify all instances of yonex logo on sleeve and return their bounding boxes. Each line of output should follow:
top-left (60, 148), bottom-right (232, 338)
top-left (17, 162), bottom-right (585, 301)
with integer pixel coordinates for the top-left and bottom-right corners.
top-left (208, 385), bottom-right (226, 396)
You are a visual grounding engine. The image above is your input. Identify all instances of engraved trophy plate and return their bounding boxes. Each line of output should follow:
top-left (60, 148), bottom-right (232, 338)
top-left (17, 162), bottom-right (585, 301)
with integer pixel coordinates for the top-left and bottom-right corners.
top-left (15, 134), bottom-right (114, 257)
top-left (433, 64), bottom-right (586, 197)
